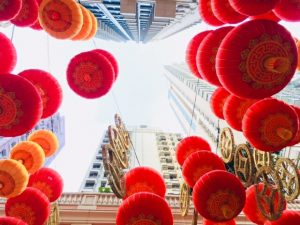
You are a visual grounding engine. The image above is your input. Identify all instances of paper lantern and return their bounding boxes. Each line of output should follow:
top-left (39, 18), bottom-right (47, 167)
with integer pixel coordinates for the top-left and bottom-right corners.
top-left (28, 168), bottom-right (63, 202)
top-left (242, 98), bottom-right (298, 152)
top-left (0, 159), bottom-right (28, 198)
top-left (228, 0), bottom-right (280, 16)
top-left (0, 74), bottom-right (42, 137)
top-left (71, 5), bottom-right (92, 40)
top-left (223, 95), bottom-right (257, 131)
top-left (10, 0), bottom-right (38, 27)
top-left (198, 0), bottom-right (224, 26)
top-left (288, 106), bottom-right (300, 146)
top-left (0, 32), bottom-right (17, 73)
top-left (30, 21), bottom-right (43, 30)
top-left (5, 187), bottom-right (50, 225)
top-left (28, 130), bottom-right (59, 157)
top-left (182, 151), bottom-right (226, 188)
top-left (211, 0), bottom-right (247, 24)
top-left (193, 170), bottom-right (246, 222)
top-left (216, 20), bottom-right (297, 99)
top-left (264, 210), bottom-right (300, 225)
top-left (274, 0), bottom-right (300, 22)
top-left (83, 10), bottom-right (97, 40)
top-left (19, 69), bottom-right (62, 119)
top-left (210, 87), bottom-right (230, 119)
top-left (66, 51), bottom-right (115, 99)
top-left (249, 10), bottom-right (280, 22)
top-left (116, 192), bottom-right (173, 225)
top-left (243, 183), bottom-right (286, 225)
top-left (203, 218), bottom-right (236, 225)
top-left (0, 216), bottom-right (27, 225)
top-left (0, 0), bottom-right (22, 21)
top-left (197, 26), bottom-right (234, 86)
top-left (124, 166), bottom-right (166, 199)
top-left (39, 0), bottom-right (83, 39)
top-left (176, 136), bottom-right (211, 166)
top-left (186, 30), bottom-right (211, 79)
top-left (297, 41), bottom-right (300, 71)
top-left (10, 141), bottom-right (45, 174)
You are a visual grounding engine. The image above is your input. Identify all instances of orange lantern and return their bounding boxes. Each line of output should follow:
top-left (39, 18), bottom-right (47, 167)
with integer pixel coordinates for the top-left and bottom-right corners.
top-left (38, 0), bottom-right (83, 39)
top-left (216, 20), bottom-right (297, 99)
top-left (274, 1), bottom-right (300, 22)
top-left (210, 87), bottom-right (230, 119)
top-left (0, 216), bottom-right (27, 225)
top-left (223, 94), bottom-right (257, 131)
top-left (10, 0), bottom-right (38, 27)
top-left (198, 0), bottom-right (224, 26)
top-left (28, 168), bottom-right (63, 202)
top-left (28, 129), bottom-right (59, 157)
top-left (116, 192), bottom-right (173, 225)
top-left (176, 136), bottom-right (211, 166)
top-left (0, 74), bottom-right (42, 137)
top-left (242, 98), bottom-right (298, 152)
top-left (84, 10), bottom-right (97, 40)
top-left (264, 210), bottom-right (300, 225)
top-left (186, 30), bottom-right (211, 79)
top-left (197, 26), bottom-right (233, 87)
top-left (10, 141), bottom-right (45, 174)
top-left (124, 166), bottom-right (166, 199)
top-left (5, 187), bottom-right (50, 225)
top-left (0, 159), bottom-right (28, 198)
top-left (71, 5), bottom-right (92, 41)
top-left (0, 0), bottom-right (22, 21)
top-left (249, 10), bottom-right (281, 22)
top-left (0, 32), bottom-right (17, 73)
top-left (182, 151), bottom-right (226, 188)
top-left (288, 106), bottom-right (300, 146)
top-left (203, 218), bottom-right (236, 225)
top-left (193, 170), bottom-right (246, 222)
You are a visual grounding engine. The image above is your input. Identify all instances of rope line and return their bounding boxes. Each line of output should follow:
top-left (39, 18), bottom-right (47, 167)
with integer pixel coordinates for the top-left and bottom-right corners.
top-left (188, 78), bottom-right (200, 135)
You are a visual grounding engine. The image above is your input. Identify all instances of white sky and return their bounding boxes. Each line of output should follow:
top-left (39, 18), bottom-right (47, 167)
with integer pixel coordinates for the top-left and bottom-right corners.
top-left (1, 20), bottom-right (299, 192)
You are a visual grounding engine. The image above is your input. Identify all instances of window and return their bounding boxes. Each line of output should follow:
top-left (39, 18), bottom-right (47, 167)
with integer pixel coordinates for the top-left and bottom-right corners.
top-left (85, 181), bottom-right (95, 188)
top-left (0, 149), bottom-right (6, 157)
top-left (96, 156), bottom-right (102, 161)
top-left (92, 163), bottom-right (101, 169)
top-left (101, 181), bottom-right (106, 187)
top-left (89, 171), bottom-right (98, 177)
top-left (104, 171), bottom-right (109, 177)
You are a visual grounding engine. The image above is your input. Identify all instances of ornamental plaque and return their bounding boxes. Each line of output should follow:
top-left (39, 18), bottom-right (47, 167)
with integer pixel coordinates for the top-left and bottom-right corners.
top-left (253, 148), bottom-right (272, 169)
top-left (179, 182), bottom-right (190, 217)
top-left (219, 127), bottom-right (235, 163)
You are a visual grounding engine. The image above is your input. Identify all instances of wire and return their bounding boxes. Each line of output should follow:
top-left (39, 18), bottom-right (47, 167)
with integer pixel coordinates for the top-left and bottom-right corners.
top-left (10, 25), bottom-right (15, 42)
top-left (46, 34), bottom-right (51, 72)
top-left (188, 78), bottom-right (200, 135)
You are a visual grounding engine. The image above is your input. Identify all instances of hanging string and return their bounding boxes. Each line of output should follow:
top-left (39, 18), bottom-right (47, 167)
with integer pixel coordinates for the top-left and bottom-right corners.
top-left (188, 78), bottom-right (200, 135)
top-left (10, 25), bottom-right (15, 42)
top-left (46, 34), bottom-right (51, 73)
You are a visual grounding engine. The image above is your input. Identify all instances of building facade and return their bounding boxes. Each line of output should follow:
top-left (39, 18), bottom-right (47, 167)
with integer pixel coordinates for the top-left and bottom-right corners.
top-left (0, 113), bottom-right (65, 166)
top-left (81, 0), bottom-right (200, 43)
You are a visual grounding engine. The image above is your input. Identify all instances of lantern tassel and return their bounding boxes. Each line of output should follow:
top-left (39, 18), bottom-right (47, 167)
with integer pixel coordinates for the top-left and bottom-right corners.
top-left (221, 205), bottom-right (234, 220)
top-left (276, 127), bottom-right (293, 141)
top-left (264, 57), bottom-right (290, 73)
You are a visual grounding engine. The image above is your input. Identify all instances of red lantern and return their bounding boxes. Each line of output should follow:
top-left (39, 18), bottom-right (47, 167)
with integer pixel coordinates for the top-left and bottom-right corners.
top-left (66, 51), bottom-right (115, 99)
top-left (0, 74), bottom-right (42, 137)
top-left (228, 0), bottom-right (280, 16)
top-left (197, 26), bottom-right (234, 87)
top-left (198, 0), bottom-right (224, 26)
top-left (0, 32), bottom-right (17, 73)
top-left (10, 0), bottom-right (38, 27)
top-left (92, 49), bottom-right (119, 81)
top-left (176, 136), bottom-right (211, 166)
top-left (0, 216), bottom-right (27, 225)
top-left (193, 170), bottom-right (246, 222)
top-left (211, 0), bottom-right (247, 24)
top-left (264, 210), bottom-right (300, 225)
top-left (203, 218), bottom-right (236, 225)
top-left (182, 151), bottom-right (226, 188)
top-left (29, 0), bottom-right (43, 30)
top-left (223, 94), bottom-right (257, 131)
top-left (216, 20), bottom-right (297, 99)
top-left (249, 10), bottom-right (281, 22)
top-left (210, 87), bottom-right (230, 119)
top-left (288, 106), bottom-right (300, 146)
top-left (242, 98), bottom-right (298, 152)
top-left (28, 168), bottom-right (63, 202)
top-left (5, 187), bottom-right (50, 225)
top-left (186, 31), bottom-right (211, 79)
top-left (274, 1), bottom-right (300, 22)
top-left (0, 0), bottom-right (22, 21)
top-left (124, 166), bottom-right (166, 199)
top-left (19, 69), bottom-right (62, 119)
top-left (116, 192), bottom-right (173, 225)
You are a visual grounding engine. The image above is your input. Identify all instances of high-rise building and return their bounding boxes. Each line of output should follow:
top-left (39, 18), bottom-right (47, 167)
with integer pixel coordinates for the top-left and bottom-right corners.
top-left (0, 113), bottom-right (65, 166)
top-left (80, 125), bottom-right (183, 195)
top-left (81, 0), bottom-right (199, 43)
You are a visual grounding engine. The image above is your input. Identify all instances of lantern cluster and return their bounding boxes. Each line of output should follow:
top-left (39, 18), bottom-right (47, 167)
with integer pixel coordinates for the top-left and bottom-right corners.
top-left (67, 49), bottom-right (119, 99)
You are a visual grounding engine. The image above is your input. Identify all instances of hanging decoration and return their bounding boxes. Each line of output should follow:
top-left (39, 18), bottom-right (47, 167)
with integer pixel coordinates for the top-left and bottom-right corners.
top-left (186, 30), bottom-right (211, 79)
top-left (198, 0), bottom-right (224, 26)
top-left (0, 0), bottom-right (22, 21)
top-left (182, 151), bottom-right (226, 188)
top-left (249, 10), bottom-right (281, 22)
top-left (10, 0), bottom-right (38, 27)
top-left (297, 40), bottom-right (300, 71)
top-left (19, 69), bottom-right (63, 119)
top-left (10, 141), bottom-right (45, 174)
top-left (288, 106), bottom-right (300, 146)
top-left (264, 210), bottom-right (300, 225)
top-left (274, 0), bottom-right (300, 22)
top-left (0, 216), bottom-right (27, 225)
top-left (176, 136), bottom-right (211, 166)
top-left (0, 32), bottom-right (17, 73)
top-left (193, 170), bottom-right (246, 222)
top-left (5, 187), bottom-right (50, 225)
top-left (216, 20), bottom-right (297, 99)
top-left (29, 0), bottom-right (42, 30)
top-left (66, 50), bottom-right (115, 99)
top-left (0, 159), bottom-right (28, 198)
top-left (71, 4), bottom-right (92, 41)
top-left (116, 192), bottom-right (173, 225)
top-left (123, 166), bottom-right (166, 199)
top-left (84, 10), bottom-right (97, 40)
top-left (242, 98), bottom-right (298, 152)
top-left (203, 218), bottom-right (236, 225)
top-left (210, 87), bottom-right (230, 119)
top-left (0, 74), bottom-right (42, 137)
top-left (28, 129), bottom-right (59, 157)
